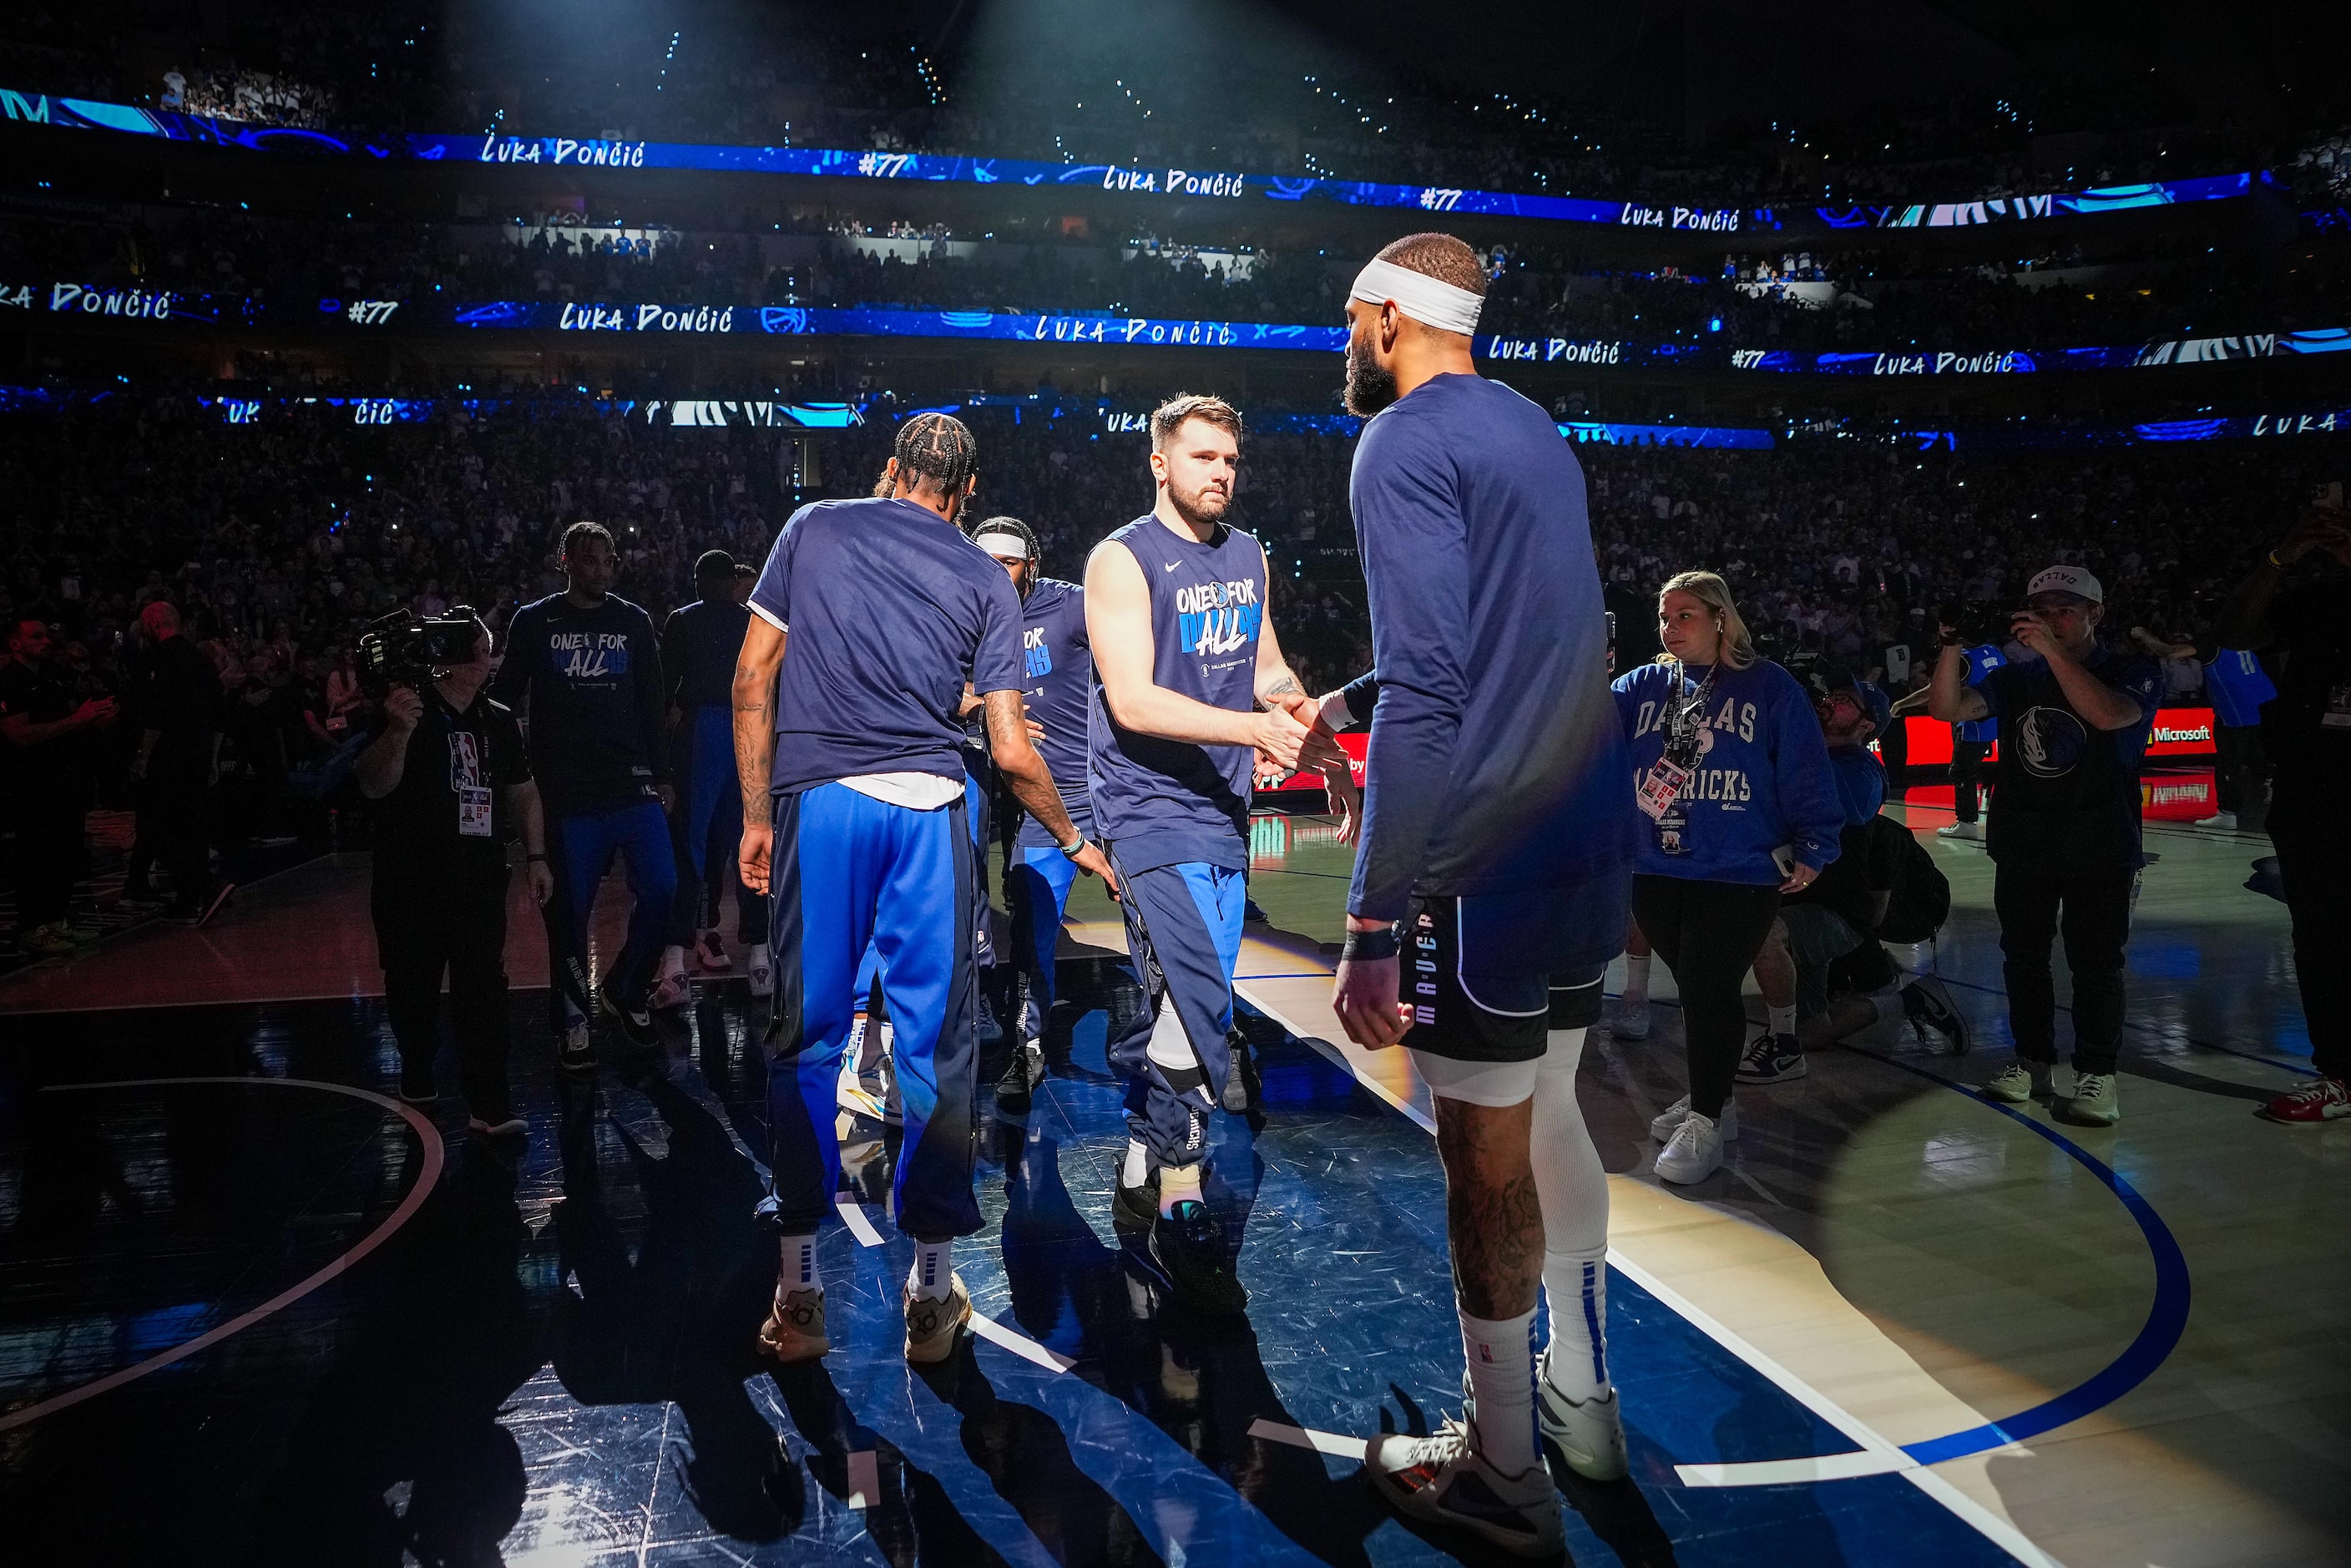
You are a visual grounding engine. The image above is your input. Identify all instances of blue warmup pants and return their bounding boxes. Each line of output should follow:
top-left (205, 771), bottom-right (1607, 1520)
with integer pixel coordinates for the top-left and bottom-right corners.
top-left (544, 798), bottom-right (677, 1029)
top-left (767, 781), bottom-right (981, 1240)
top-left (1107, 854), bottom-right (1246, 1170)
top-left (668, 704), bottom-right (767, 948)
top-left (1009, 845), bottom-right (1079, 1043)
top-left (844, 768), bottom-right (995, 1019)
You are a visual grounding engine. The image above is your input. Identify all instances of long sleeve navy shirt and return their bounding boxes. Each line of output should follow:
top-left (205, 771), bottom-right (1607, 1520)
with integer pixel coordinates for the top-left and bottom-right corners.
top-left (1347, 373), bottom-right (1633, 923)
top-left (492, 592), bottom-right (669, 817)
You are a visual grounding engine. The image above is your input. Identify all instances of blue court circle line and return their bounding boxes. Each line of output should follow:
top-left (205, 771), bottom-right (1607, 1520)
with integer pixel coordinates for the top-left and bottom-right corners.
top-left (1843, 1048), bottom-right (2192, 1467)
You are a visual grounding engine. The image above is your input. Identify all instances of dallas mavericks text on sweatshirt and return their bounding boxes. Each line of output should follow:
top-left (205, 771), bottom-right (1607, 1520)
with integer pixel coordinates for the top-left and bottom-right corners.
top-left (1015, 578), bottom-right (1095, 847)
top-left (1611, 658), bottom-right (1843, 885)
top-left (1347, 373), bottom-right (1634, 924)
top-left (1085, 514), bottom-right (1264, 873)
top-left (662, 596), bottom-right (752, 710)
top-left (748, 497), bottom-right (1024, 797)
top-left (493, 593), bottom-right (669, 817)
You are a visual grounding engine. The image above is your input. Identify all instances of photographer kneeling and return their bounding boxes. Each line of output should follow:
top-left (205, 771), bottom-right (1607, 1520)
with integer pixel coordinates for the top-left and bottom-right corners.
top-left (355, 610), bottom-right (550, 1136)
top-left (1929, 566), bottom-right (2158, 1126)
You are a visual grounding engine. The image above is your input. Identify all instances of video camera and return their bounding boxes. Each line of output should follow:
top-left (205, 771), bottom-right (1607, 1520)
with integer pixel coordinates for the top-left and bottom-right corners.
top-left (357, 609), bottom-right (483, 695)
top-left (1936, 600), bottom-right (2018, 648)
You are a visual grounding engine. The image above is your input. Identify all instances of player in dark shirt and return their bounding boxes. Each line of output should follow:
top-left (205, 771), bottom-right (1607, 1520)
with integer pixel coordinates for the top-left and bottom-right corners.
top-left (2216, 501), bottom-right (2351, 1123)
top-left (2, 617), bottom-right (119, 953)
top-left (492, 522), bottom-right (675, 1069)
top-left (732, 413), bottom-right (1111, 1369)
top-left (1930, 564), bottom-right (2159, 1126)
top-left (654, 549), bottom-right (767, 1005)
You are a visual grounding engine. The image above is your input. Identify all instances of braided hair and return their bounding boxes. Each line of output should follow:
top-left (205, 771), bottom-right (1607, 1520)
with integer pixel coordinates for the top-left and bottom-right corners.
top-left (892, 411), bottom-right (978, 501)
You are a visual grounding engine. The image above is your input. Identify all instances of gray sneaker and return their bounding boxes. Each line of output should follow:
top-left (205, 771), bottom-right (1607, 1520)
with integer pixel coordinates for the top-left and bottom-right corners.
top-left (1607, 997), bottom-right (1653, 1040)
top-left (903, 1272), bottom-right (972, 1364)
top-left (1983, 1061), bottom-right (2053, 1104)
top-left (2065, 1071), bottom-right (2121, 1125)
top-left (1535, 1346), bottom-right (1628, 1482)
top-left (1366, 1397), bottom-right (1564, 1559)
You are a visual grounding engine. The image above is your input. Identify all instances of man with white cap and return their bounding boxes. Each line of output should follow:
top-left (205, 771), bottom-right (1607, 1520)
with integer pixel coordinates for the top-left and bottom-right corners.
top-left (1929, 564), bottom-right (2159, 1125)
top-left (1325, 233), bottom-right (1634, 1556)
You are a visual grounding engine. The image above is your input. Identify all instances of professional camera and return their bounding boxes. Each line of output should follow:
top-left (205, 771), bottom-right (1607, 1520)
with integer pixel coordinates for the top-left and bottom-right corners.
top-left (357, 609), bottom-right (483, 695)
top-left (1936, 600), bottom-right (2015, 647)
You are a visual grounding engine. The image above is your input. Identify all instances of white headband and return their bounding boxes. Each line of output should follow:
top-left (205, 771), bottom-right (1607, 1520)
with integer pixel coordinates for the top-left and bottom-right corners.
top-left (970, 529), bottom-right (1031, 560)
top-left (1349, 258), bottom-right (1485, 335)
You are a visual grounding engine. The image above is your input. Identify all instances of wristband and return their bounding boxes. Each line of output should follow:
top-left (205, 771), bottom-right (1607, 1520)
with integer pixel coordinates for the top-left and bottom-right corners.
top-left (1340, 924), bottom-right (1400, 962)
top-left (527, 853), bottom-right (547, 862)
top-left (1058, 834), bottom-right (1088, 861)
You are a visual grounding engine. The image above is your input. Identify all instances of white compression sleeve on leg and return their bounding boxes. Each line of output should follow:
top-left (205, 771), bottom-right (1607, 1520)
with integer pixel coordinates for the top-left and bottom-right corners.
top-left (1531, 1027), bottom-right (1611, 1399)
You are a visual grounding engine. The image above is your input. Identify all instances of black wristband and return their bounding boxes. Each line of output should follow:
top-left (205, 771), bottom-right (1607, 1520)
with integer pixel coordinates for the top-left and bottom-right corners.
top-left (1341, 924), bottom-right (1400, 962)
top-left (526, 853), bottom-right (547, 862)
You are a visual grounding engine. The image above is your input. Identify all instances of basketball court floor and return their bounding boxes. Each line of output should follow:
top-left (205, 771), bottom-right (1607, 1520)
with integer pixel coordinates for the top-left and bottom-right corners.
top-left (0, 788), bottom-right (2342, 1566)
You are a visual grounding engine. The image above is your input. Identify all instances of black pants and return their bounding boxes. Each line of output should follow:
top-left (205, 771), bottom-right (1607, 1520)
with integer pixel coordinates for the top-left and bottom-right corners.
top-left (373, 862), bottom-right (514, 1113)
top-left (1992, 861), bottom-right (2134, 1075)
top-left (2213, 725), bottom-right (2263, 817)
top-left (11, 790), bottom-right (85, 928)
top-left (1632, 875), bottom-right (1782, 1119)
top-left (144, 759), bottom-right (215, 913)
top-left (2268, 772), bottom-right (2348, 1080)
top-left (1951, 739), bottom-right (1988, 822)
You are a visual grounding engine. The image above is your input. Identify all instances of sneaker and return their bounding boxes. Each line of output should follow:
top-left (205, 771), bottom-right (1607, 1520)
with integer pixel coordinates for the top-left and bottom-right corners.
top-left (22, 923), bottom-right (80, 958)
top-left (694, 929), bottom-right (729, 972)
top-left (558, 1021), bottom-right (599, 1075)
top-left (1900, 978), bottom-right (1971, 1054)
top-left (1111, 1165), bottom-right (1159, 1233)
top-left (1736, 1031), bottom-right (1807, 1084)
top-left (1220, 1027), bottom-right (1258, 1114)
top-left (650, 969), bottom-right (691, 1011)
top-left (902, 1272), bottom-right (973, 1364)
top-left (1244, 898), bottom-right (1269, 923)
top-left (1607, 996), bottom-right (1653, 1040)
top-left (2192, 811), bottom-right (2239, 830)
top-left (2256, 1075), bottom-right (2351, 1125)
top-left (1656, 1110), bottom-right (1727, 1185)
top-left (1648, 1094), bottom-right (1737, 1144)
top-left (601, 970), bottom-right (656, 1044)
top-left (397, 1065), bottom-right (438, 1105)
top-left (2065, 1070), bottom-right (2121, 1125)
top-left (995, 1038), bottom-right (1043, 1116)
top-left (468, 1106), bottom-right (528, 1137)
top-left (746, 942), bottom-right (772, 998)
top-left (1366, 1399), bottom-right (1564, 1559)
top-left (63, 923), bottom-right (105, 946)
top-left (1535, 1346), bottom-right (1628, 1482)
top-left (1936, 821), bottom-right (1983, 842)
top-left (1146, 1198), bottom-right (1249, 1317)
top-left (1982, 1060), bottom-right (2052, 1103)
top-left (756, 1286), bottom-right (830, 1363)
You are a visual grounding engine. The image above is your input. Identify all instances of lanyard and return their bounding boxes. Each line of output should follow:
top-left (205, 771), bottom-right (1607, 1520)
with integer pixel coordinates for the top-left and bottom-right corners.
top-left (1661, 661), bottom-right (1716, 769)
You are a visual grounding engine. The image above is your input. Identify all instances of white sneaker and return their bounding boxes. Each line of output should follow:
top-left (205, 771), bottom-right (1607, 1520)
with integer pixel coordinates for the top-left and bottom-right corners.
top-left (1936, 821), bottom-right (1984, 841)
top-left (694, 929), bottom-right (729, 972)
top-left (650, 969), bottom-right (691, 1011)
top-left (1535, 1348), bottom-right (1627, 1481)
top-left (1648, 1094), bottom-right (1737, 1143)
top-left (1656, 1110), bottom-right (1726, 1185)
top-left (1365, 1404), bottom-right (1563, 1559)
top-left (2066, 1070), bottom-right (2121, 1125)
top-left (746, 943), bottom-right (773, 998)
top-left (2192, 812), bottom-right (2238, 831)
top-left (1983, 1060), bottom-right (2053, 1103)
top-left (1608, 996), bottom-right (1652, 1040)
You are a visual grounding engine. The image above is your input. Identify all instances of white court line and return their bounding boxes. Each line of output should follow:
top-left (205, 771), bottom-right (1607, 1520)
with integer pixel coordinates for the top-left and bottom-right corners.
top-left (970, 1312), bottom-right (1079, 1373)
top-left (1248, 1419), bottom-right (1368, 1462)
top-left (835, 1200), bottom-right (887, 1247)
top-left (1231, 979), bottom-right (2065, 1568)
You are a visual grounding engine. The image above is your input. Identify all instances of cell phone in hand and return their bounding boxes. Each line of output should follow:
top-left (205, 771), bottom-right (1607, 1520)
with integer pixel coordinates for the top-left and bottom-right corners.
top-left (2314, 481), bottom-right (2345, 510)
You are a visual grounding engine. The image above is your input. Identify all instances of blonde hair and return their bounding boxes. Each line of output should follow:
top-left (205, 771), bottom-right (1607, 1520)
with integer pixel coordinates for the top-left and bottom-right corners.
top-left (1654, 570), bottom-right (1757, 670)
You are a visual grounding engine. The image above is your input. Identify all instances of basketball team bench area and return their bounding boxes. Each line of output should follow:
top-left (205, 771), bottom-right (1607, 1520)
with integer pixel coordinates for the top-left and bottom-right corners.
top-left (0, 794), bottom-right (2339, 1568)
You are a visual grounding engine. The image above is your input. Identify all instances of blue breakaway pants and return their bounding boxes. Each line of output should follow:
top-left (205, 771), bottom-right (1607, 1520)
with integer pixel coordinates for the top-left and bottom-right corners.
top-left (767, 781), bottom-right (981, 1240)
top-left (1107, 853), bottom-right (1246, 1170)
top-left (544, 797), bottom-right (677, 1029)
top-left (668, 703), bottom-right (766, 948)
top-left (1008, 845), bottom-right (1079, 1043)
top-left (844, 767), bottom-right (995, 1020)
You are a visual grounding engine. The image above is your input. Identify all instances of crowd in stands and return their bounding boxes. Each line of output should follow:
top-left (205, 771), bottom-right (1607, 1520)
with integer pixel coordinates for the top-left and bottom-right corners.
top-left (0, 388), bottom-right (2323, 884)
top-left (6, 5), bottom-right (2347, 215)
top-left (8, 201), bottom-right (2348, 356)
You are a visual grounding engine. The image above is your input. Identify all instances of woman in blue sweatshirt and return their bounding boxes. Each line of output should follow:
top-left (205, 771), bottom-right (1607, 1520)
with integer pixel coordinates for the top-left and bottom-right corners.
top-left (1612, 571), bottom-right (1843, 1184)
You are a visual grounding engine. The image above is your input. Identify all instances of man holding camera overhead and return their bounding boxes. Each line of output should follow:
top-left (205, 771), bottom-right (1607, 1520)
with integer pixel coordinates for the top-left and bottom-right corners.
top-left (356, 609), bottom-right (551, 1136)
top-left (1929, 566), bottom-right (2158, 1127)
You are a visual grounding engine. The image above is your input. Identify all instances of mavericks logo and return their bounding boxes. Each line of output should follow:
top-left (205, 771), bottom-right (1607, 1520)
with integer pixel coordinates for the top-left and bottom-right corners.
top-left (2015, 706), bottom-right (2089, 778)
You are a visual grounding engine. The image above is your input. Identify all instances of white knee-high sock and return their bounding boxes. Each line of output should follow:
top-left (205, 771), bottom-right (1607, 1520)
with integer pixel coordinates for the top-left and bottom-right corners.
top-left (1531, 1027), bottom-right (1612, 1400)
top-left (1622, 955), bottom-right (1651, 1005)
top-left (1460, 1307), bottom-right (1540, 1475)
top-left (781, 1232), bottom-right (821, 1297)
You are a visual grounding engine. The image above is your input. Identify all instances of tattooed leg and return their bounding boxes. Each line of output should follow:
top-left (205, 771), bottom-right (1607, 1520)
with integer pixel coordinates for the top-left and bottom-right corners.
top-left (1433, 1095), bottom-right (1544, 1321)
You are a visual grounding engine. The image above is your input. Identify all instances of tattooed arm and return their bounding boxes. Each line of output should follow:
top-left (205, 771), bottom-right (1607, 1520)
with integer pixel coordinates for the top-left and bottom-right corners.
top-left (731, 615), bottom-right (785, 893)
